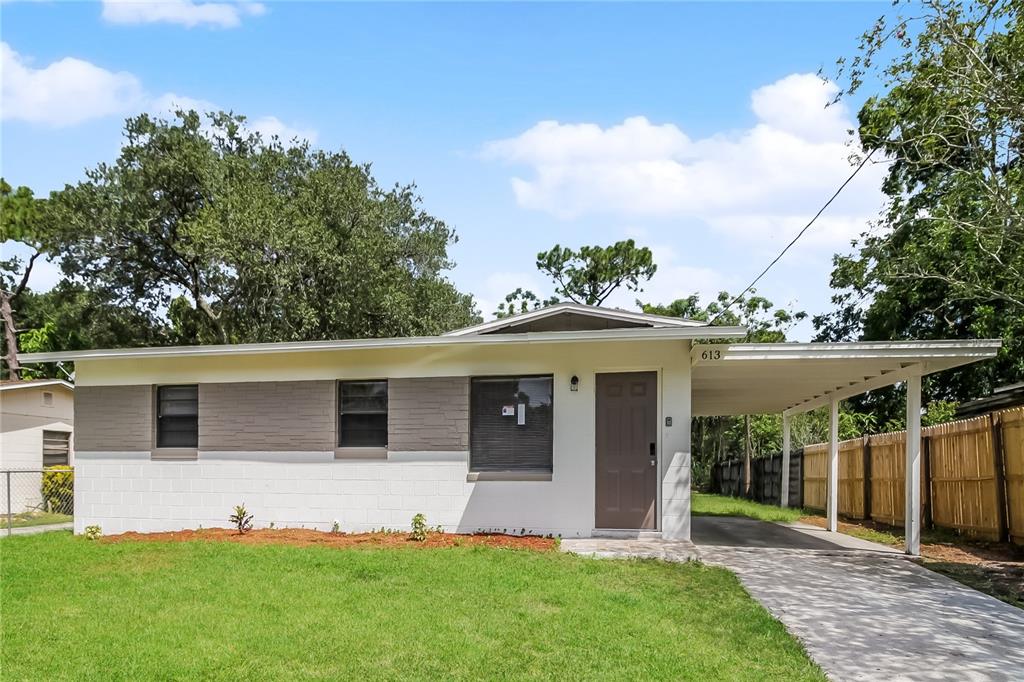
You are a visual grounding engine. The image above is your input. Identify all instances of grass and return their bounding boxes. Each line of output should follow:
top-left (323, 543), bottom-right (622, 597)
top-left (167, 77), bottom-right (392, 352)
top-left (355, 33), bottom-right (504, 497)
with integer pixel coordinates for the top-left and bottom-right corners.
top-left (0, 532), bottom-right (823, 681)
top-left (5, 511), bottom-right (72, 529)
top-left (692, 492), bottom-right (806, 523)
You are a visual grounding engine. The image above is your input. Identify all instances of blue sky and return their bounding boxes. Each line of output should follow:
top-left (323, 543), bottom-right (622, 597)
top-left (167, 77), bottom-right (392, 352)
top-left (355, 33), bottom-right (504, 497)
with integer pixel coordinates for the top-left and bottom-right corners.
top-left (1, 1), bottom-right (891, 339)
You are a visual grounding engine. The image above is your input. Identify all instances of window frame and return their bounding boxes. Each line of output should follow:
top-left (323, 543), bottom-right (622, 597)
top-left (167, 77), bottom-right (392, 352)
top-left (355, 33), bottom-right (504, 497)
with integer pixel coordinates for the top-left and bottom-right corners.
top-left (154, 384), bottom-right (199, 452)
top-left (42, 430), bottom-right (71, 467)
top-left (469, 374), bottom-right (554, 478)
top-left (337, 379), bottom-right (389, 451)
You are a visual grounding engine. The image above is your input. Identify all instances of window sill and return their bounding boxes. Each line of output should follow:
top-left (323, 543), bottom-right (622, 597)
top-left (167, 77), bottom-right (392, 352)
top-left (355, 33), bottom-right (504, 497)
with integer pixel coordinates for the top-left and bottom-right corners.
top-left (466, 471), bottom-right (552, 482)
top-left (334, 447), bottom-right (388, 460)
top-left (151, 448), bottom-right (198, 461)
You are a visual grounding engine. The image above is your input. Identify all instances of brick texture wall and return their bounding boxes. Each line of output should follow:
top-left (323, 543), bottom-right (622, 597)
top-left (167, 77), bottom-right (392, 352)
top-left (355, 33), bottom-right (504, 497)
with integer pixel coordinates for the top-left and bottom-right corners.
top-left (75, 385), bottom-right (153, 451)
top-left (388, 377), bottom-right (469, 451)
top-left (199, 381), bottom-right (336, 451)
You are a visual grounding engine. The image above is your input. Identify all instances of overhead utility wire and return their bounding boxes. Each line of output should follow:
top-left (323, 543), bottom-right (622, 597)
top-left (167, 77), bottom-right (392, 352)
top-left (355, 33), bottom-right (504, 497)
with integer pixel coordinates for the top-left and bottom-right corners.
top-left (709, 148), bottom-right (877, 326)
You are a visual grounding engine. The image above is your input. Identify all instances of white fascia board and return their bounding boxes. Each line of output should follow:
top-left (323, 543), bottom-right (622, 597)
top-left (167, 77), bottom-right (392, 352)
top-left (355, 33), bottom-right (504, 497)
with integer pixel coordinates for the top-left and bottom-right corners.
top-left (692, 339), bottom-right (1002, 366)
top-left (444, 303), bottom-right (706, 336)
top-left (0, 379), bottom-right (74, 392)
top-left (18, 325), bottom-right (748, 363)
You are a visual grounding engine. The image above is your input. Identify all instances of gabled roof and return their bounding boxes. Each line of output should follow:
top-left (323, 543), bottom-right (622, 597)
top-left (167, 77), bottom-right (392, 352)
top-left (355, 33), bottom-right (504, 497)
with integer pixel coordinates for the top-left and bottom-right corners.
top-left (0, 379), bottom-right (74, 392)
top-left (445, 303), bottom-right (705, 336)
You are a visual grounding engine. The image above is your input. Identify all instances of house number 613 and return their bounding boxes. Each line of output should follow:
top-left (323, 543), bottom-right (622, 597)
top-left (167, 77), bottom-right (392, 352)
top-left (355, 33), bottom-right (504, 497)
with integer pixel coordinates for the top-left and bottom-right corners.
top-left (700, 349), bottom-right (722, 361)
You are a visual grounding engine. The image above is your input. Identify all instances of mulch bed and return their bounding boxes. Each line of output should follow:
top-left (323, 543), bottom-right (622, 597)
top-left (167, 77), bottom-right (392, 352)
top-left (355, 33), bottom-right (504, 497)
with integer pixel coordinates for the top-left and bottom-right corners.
top-left (102, 527), bottom-right (557, 552)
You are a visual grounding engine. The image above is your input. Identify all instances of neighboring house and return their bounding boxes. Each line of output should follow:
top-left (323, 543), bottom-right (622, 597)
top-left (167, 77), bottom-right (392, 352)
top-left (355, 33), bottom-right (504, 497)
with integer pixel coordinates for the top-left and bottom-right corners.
top-left (955, 382), bottom-right (1024, 419)
top-left (0, 379), bottom-right (75, 514)
top-left (18, 304), bottom-right (1000, 545)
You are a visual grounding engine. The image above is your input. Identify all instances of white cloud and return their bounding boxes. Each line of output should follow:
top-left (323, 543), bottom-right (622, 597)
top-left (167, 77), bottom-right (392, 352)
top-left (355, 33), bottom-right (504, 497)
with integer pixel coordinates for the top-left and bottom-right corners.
top-left (1, 42), bottom-right (144, 126)
top-left (482, 73), bottom-right (885, 248)
top-left (101, 0), bottom-right (266, 29)
top-left (2, 44), bottom-right (316, 141)
top-left (149, 97), bottom-right (318, 143)
top-left (471, 271), bottom-right (549, 320)
top-left (603, 242), bottom-right (734, 311)
top-left (248, 115), bottom-right (319, 144)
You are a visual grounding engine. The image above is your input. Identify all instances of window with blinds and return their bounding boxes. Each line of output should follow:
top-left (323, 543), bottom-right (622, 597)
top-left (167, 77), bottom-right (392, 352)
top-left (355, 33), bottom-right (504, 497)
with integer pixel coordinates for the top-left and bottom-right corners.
top-left (42, 430), bottom-right (70, 467)
top-left (338, 380), bottom-right (388, 447)
top-left (157, 385), bottom-right (199, 448)
top-left (470, 376), bottom-right (553, 472)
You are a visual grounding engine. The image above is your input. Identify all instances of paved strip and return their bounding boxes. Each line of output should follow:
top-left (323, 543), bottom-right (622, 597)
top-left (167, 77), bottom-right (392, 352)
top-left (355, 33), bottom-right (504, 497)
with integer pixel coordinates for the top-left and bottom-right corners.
top-left (3, 522), bottom-right (73, 536)
top-left (694, 517), bottom-right (1024, 682)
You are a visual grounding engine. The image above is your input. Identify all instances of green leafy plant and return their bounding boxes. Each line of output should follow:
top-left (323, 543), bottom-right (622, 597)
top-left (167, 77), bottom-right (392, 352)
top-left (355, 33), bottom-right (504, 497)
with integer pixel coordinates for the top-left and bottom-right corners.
top-left (410, 513), bottom-right (428, 542)
top-left (229, 504), bottom-right (254, 535)
top-left (41, 466), bottom-right (74, 515)
top-left (331, 520), bottom-right (341, 534)
top-left (84, 525), bottom-right (101, 540)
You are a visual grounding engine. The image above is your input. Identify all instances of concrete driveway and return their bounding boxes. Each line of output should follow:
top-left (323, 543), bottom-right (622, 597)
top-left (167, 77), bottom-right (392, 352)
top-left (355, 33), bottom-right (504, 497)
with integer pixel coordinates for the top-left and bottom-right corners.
top-left (693, 516), bottom-right (1024, 682)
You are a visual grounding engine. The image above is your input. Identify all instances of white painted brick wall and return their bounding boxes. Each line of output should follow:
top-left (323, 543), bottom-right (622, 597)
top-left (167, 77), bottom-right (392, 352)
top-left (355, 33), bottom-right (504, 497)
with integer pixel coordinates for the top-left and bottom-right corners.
top-left (73, 451), bottom-right (594, 538)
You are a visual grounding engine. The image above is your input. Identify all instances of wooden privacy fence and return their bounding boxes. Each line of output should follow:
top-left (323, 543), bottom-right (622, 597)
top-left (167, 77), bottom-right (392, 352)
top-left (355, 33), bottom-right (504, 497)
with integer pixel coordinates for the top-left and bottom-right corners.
top-left (710, 451), bottom-right (803, 508)
top-left (802, 406), bottom-right (1024, 545)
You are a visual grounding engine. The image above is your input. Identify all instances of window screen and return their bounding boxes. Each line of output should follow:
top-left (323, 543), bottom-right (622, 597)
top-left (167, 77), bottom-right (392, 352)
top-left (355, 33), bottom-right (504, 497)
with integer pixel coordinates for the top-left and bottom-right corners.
top-left (339, 380), bottom-right (388, 447)
top-left (470, 376), bottom-right (553, 472)
top-left (157, 385), bottom-right (199, 448)
top-left (42, 431), bottom-right (70, 467)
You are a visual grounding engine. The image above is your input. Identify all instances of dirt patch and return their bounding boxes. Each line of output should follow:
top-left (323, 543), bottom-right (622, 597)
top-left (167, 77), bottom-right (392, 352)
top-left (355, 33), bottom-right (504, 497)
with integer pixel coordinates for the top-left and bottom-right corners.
top-left (102, 527), bottom-right (557, 552)
top-left (800, 514), bottom-right (1024, 608)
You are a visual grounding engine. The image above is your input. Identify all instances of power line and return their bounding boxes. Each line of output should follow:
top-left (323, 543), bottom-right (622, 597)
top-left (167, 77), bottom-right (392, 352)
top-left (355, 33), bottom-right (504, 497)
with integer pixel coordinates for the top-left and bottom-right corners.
top-left (709, 148), bottom-right (877, 326)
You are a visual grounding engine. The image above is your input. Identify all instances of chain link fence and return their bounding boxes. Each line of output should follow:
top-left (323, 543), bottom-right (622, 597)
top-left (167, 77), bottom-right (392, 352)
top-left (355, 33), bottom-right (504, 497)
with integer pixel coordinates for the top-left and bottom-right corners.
top-left (2, 467), bottom-right (74, 535)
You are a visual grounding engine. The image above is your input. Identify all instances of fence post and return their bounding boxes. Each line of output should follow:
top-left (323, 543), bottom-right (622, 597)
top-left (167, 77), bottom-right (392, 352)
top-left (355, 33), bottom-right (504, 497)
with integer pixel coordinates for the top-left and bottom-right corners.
top-left (992, 413), bottom-right (1010, 543)
top-left (5, 471), bottom-right (11, 537)
top-left (863, 436), bottom-right (872, 522)
top-left (922, 433), bottom-right (934, 530)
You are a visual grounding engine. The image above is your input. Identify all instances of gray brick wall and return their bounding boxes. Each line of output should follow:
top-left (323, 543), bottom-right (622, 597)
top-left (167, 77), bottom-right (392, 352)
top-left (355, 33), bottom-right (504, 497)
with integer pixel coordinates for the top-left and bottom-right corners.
top-left (388, 377), bottom-right (469, 451)
top-left (75, 385), bottom-right (153, 451)
top-left (199, 381), bottom-right (335, 451)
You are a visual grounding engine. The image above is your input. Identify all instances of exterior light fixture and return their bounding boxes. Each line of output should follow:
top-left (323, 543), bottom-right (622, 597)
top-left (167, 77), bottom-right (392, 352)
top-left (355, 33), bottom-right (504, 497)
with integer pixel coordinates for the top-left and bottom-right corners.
top-left (570, 375), bottom-right (579, 392)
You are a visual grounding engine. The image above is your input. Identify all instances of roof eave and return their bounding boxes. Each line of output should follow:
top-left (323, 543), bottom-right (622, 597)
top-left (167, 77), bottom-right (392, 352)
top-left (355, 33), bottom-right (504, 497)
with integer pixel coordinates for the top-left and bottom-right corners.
top-left (19, 326), bottom-right (748, 363)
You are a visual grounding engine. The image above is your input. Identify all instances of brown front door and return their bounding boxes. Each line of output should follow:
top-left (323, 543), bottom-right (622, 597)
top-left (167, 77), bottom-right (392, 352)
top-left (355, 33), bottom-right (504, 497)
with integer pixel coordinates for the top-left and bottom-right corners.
top-left (595, 372), bottom-right (658, 529)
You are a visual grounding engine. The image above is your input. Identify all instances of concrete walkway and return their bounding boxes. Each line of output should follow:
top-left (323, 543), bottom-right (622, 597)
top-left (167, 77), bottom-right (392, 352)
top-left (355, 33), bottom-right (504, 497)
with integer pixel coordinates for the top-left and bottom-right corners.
top-left (3, 522), bottom-right (73, 536)
top-left (560, 537), bottom-right (699, 562)
top-left (694, 516), bottom-right (1024, 681)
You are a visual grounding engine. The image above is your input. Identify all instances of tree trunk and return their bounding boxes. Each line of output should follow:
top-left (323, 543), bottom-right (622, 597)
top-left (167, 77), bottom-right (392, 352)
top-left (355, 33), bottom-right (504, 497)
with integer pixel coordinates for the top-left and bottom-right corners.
top-left (1, 290), bottom-right (22, 381)
top-left (743, 414), bottom-right (752, 497)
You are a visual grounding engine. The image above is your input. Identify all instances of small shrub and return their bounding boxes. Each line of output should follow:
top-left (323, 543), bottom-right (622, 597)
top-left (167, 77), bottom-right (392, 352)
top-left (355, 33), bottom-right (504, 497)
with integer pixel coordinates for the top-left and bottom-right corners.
top-left (331, 520), bottom-right (341, 534)
top-left (229, 504), bottom-right (254, 534)
top-left (84, 525), bottom-right (102, 540)
top-left (410, 513), bottom-right (428, 542)
top-left (42, 466), bottom-right (74, 515)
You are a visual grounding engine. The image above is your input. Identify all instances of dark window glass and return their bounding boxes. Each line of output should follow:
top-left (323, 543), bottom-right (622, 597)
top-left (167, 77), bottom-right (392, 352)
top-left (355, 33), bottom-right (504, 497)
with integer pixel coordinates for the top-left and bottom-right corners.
top-left (470, 376), bottom-right (553, 472)
top-left (157, 385), bottom-right (198, 448)
top-left (339, 381), bottom-right (388, 447)
top-left (42, 430), bottom-right (71, 467)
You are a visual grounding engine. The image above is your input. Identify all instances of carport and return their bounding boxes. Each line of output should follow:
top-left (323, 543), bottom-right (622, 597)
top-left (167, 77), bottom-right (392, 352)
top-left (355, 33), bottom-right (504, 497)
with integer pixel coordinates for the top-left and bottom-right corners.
top-left (690, 340), bottom-right (1002, 555)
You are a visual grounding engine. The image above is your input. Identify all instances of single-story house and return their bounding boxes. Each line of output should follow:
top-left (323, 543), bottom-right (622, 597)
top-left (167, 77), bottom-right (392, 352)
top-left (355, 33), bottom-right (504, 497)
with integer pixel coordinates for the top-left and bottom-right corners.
top-left (0, 379), bottom-right (75, 513)
top-left (18, 304), bottom-right (1000, 554)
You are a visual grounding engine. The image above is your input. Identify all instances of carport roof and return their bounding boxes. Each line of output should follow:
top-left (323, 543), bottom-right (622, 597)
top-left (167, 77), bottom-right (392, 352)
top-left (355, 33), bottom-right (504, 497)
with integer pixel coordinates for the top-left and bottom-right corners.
top-left (691, 340), bottom-right (1002, 416)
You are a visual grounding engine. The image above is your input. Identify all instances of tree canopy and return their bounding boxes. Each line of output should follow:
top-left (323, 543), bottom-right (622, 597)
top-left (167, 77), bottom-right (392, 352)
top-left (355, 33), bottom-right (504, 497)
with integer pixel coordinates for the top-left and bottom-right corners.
top-left (52, 110), bottom-right (479, 346)
top-left (817, 0), bottom-right (1024, 421)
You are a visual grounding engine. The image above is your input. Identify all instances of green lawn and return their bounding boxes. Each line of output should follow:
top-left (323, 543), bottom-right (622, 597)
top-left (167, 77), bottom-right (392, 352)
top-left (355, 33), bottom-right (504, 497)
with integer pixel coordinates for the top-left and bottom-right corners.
top-left (5, 511), bottom-right (73, 529)
top-left (0, 532), bottom-right (824, 681)
top-left (692, 492), bottom-right (806, 523)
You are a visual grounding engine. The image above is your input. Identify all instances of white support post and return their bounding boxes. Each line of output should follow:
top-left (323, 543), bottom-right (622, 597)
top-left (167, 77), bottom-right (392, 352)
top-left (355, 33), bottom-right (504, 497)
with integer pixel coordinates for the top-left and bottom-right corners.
top-left (780, 413), bottom-right (791, 508)
top-left (905, 374), bottom-right (922, 556)
top-left (827, 397), bottom-right (839, 533)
